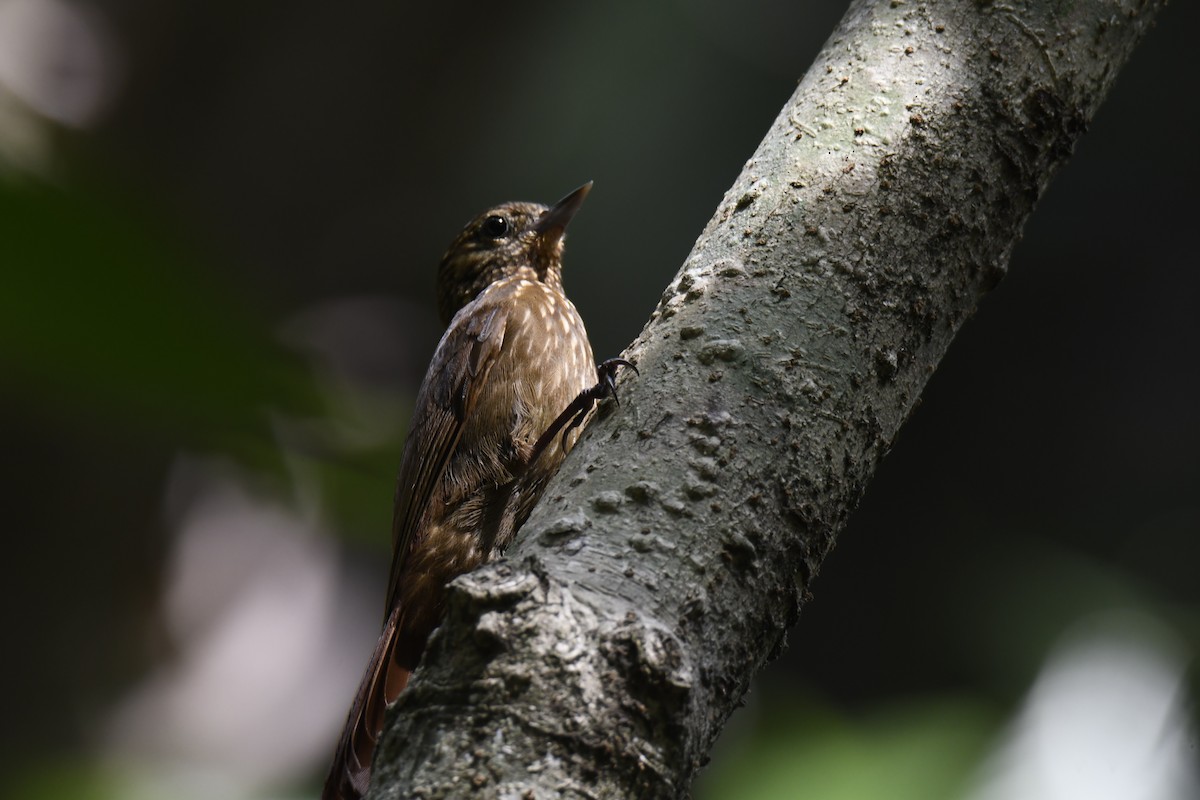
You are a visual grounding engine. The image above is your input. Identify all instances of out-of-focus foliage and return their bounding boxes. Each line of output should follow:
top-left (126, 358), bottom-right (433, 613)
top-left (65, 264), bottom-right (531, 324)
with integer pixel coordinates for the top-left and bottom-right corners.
top-left (0, 177), bottom-right (319, 447)
top-left (699, 697), bottom-right (996, 800)
top-left (0, 172), bottom-right (405, 534)
top-left (5, 761), bottom-right (124, 800)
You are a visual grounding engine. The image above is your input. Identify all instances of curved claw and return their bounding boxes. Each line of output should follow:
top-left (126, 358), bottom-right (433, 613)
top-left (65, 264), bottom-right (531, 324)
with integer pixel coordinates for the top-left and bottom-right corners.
top-left (528, 357), bottom-right (641, 466)
top-left (596, 358), bottom-right (638, 406)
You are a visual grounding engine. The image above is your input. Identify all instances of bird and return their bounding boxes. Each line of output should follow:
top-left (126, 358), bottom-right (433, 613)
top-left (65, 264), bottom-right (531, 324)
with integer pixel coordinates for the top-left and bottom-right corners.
top-left (322, 183), bottom-right (634, 800)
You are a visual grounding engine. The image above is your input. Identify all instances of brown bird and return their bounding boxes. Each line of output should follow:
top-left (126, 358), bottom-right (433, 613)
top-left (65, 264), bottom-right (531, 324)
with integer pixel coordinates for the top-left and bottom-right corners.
top-left (322, 183), bottom-right (633, 800)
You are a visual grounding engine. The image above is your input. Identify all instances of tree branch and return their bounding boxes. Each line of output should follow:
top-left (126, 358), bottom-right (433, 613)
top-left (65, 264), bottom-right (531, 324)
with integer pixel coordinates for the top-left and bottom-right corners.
top-left (369, 1), bottom-right (1166, 797)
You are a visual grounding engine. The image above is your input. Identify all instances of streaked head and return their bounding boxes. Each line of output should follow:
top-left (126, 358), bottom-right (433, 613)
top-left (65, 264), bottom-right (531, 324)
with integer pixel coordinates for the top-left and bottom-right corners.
top-left (436, 183), bottom-right (591, 324)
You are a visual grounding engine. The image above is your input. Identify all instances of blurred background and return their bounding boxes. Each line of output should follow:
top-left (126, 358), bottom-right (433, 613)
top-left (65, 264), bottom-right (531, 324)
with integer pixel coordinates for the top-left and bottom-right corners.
top-left (2, 1), bottom-right (1197, 798)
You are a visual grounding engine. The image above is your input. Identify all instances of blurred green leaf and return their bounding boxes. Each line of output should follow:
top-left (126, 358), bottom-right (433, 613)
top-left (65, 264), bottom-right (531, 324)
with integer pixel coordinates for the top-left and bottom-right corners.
top-left (0, 177), bottom-right (323, 454)
top-left (4, 760), bottom-right (124, 800)
top-left (700, 695), bottom-right (997, 800)
top-left (0, 174), bottom-right (421, 546)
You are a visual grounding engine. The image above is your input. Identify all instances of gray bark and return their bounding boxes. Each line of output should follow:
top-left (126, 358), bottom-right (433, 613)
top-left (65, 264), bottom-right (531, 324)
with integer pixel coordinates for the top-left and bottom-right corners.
top-left (369, 1), bottom-right (1166, 797)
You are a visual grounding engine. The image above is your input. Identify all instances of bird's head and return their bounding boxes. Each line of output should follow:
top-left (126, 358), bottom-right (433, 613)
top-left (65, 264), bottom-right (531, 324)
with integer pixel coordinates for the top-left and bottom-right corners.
top-left (436, 182), bottom-right (591, 325)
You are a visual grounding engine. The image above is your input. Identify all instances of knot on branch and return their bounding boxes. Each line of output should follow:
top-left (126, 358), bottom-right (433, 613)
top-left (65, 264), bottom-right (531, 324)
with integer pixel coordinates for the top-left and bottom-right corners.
top-left (449, 561), bottom-right (542, 611)
top-left (389, 564), bottom-right (698, 799)
top-left (602, 619), bottom-right (694, 724)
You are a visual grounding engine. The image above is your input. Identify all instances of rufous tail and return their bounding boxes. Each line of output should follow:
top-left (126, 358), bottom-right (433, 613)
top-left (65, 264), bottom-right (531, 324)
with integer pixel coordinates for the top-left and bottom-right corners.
top-left (322, 607), bottom-right (410, 800)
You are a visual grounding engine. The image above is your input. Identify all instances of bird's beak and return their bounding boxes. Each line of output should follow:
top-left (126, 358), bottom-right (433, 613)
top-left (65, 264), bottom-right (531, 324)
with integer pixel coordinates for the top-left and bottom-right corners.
top-left (535, 182), bottom-right (592, 244)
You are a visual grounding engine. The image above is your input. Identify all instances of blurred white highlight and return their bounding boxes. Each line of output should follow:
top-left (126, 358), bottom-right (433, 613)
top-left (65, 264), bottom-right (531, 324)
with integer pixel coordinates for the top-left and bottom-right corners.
top-left (106, 458), bottom-right (379, 799)
top-left (968, 611), bottom-right (1199, 800)
top-left (0, 0), bottom-right (120, 127)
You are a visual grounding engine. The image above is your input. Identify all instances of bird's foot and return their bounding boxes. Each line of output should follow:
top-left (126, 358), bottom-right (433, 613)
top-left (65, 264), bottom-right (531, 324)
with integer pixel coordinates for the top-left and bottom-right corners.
top-left (529, 358), bottom-right (638, 465)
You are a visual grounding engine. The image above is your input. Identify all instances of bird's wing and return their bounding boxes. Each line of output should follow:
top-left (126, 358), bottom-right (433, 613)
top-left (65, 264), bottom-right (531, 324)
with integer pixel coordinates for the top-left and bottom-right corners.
top-left (386, 299), bottom-right (508, 610)
top-left (322, 297), bottom-right (509, 800)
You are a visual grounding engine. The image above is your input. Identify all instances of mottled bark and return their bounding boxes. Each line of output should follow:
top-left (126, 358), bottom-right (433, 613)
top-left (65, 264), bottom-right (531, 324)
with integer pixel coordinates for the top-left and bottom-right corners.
top-left (369, 1), bottom-right (1166, 797)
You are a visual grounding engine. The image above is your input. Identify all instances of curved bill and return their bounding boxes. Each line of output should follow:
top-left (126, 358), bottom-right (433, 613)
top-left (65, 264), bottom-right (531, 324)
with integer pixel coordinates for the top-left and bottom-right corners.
top-left (535, 182), bottom-right (593, 242)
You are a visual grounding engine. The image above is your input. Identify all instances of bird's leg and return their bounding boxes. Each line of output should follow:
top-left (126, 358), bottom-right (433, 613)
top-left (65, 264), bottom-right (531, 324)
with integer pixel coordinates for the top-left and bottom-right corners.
top-left (529, 358), bottom-right (638, 466)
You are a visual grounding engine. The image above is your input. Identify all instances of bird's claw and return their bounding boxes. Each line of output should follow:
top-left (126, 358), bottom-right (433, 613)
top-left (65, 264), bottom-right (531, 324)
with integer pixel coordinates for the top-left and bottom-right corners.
top-left (557, 357), bottom-right (637, 450)
top-left (596, 358), bottom-right (638, 408)
top-left (528, 357), bottom-right (638, 465)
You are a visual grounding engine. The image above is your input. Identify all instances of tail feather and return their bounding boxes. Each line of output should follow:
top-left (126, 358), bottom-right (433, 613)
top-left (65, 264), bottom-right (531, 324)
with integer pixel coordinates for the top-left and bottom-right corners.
top-left (323, 607), bottom-right (411, 800)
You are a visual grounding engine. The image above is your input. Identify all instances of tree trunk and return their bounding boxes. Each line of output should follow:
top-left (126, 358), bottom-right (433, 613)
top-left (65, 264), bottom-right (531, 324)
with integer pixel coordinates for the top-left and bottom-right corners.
top-left (369, 1), bottom-right (1166, 797)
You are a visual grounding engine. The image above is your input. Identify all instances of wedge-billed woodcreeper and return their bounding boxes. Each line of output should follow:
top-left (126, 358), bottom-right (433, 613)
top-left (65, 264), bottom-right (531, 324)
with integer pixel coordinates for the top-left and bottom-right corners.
top-left (322, 183), bottom-right (633, 799)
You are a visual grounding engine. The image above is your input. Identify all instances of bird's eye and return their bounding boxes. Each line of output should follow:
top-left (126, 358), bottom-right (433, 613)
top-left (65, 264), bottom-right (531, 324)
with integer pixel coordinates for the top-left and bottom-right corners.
top-left (481, 215), bottom-right (510, 239)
